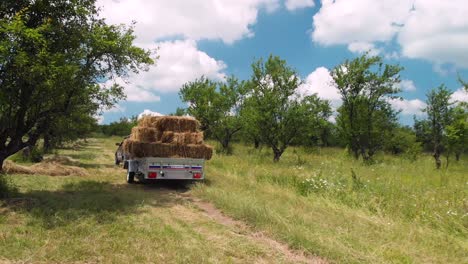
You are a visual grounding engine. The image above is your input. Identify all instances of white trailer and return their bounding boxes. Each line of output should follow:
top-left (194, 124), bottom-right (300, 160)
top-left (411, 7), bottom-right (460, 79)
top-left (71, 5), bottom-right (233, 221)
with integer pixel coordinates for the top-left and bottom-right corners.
top-left (124, 157), bottom-right (205, 183)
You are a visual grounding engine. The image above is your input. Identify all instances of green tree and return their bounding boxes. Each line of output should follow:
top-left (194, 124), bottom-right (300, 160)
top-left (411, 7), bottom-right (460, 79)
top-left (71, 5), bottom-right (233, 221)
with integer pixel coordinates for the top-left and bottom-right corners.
top-left (332, 54), bottom-right (402, 162)
top-left (445, 105), bottom-right (467, 162)
top-left (414, 117), bottom-right (433, 152)
top-left (247, 55), bottom-right (331, 162)
top-left (0, 0), bottom-right (153, 171)
top-left (100, 117), bottom-right (138, 137)
top-left (43, 112), bottom-right (98, 153)
top-left (424, 85), bottom-right (453, 169)
top-left (180, 76), bottom-right (247, 154)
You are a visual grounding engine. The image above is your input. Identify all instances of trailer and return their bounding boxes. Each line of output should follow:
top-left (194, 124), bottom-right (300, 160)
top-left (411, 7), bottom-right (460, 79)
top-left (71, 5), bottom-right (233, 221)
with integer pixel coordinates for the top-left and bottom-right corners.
top-left (123, 157), bottom-right (205, 183)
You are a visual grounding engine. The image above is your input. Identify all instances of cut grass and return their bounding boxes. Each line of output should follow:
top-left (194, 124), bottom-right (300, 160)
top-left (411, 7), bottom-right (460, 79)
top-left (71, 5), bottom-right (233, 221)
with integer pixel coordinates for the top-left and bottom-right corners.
top-left (1, 137), bottom-right (467, 263)
top-left (193, 143), bottom-right (468, 263)
top-left (0, 137), bottom-right (306, 264)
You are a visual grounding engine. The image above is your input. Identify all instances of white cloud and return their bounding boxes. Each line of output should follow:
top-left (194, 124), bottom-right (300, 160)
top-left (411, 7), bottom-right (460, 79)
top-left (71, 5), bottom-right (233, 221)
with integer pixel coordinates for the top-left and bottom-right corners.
top-left (146, 40), bottom-right (227, 92)
top-left (312, 0), bottom-right (411, 45)
top-left (388, 98), bottom-right (426, 116)
top-left (97, 0), bottom-right (280, 45)
top-left (312, 0), bottom-right (468, 69)
top-left (104, 104), bottom-right (126, 113)
top-left (450, 88), bottom-right (468, 104)
top-left (395, 79), bottom-right (416, 92)
top-left (347, 41), bottom-right (381, 56)
top-left (398, 1), bottom-right (468, 68)
top-left (101, 78), bottom-right (161, 102)
top-left (296, 67), bottom-right (341, 108)
top-left (138, 109), bottom-right (164, 120)
top-left (95, 115), bottom-right (104, 124)
top-left (105, 40), bottom-right (227, 97)
top-left (285, 0), bottom-right (315, 11)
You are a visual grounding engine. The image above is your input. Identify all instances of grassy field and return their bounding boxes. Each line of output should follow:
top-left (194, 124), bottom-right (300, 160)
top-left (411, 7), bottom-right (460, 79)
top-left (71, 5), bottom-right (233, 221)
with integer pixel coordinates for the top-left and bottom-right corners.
top-left (1, 136), bottom-right (467, 263)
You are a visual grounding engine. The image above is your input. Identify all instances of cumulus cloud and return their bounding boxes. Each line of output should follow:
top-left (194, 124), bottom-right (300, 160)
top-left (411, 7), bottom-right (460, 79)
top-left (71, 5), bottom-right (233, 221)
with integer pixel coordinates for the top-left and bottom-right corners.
top-left (285, 0), bottom-right (315, 11)
top-left (312, 0), bottom-right (411, 45)
top-left (312, 0), bottom-right (468, 69)
top-left (95, 115), bottom-right (105, 124)
top-left (97, 0), bottom-right (279, 45)
top-left (101, 78), bottom-right (161, 102)
top-left (398, 1), bottom-right (468, 68)
top-left (138, 109), bottom-right (164, 120)
top-left (395, 79), bottom-right (416, 92)
top-left (347, 41), bottom-right (381, 56)
top-left (147, 40), bottom-right (227, 92)
top-left (296, 67), bottom-right (341, 108)
top-left (450, 88), bottom-right (468, 104)
top-left (102, 40), bottom-right (227, 97)
top-left (388, 98), bottom-right (426, 116)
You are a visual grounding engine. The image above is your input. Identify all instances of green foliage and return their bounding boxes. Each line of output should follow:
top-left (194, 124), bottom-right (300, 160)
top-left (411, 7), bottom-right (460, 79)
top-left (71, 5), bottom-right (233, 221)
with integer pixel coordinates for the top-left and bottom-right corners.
top-left (100, 117), bottom-right (137, 136)
top-left (384, 125), bottom-right (420, 156)
top-left (9, 146), bottom-right (44, 163)
top-left (423, 85), bottom-right (453, 168)
top-left (414, 117), bottom-right (433, 151)
top-left (0, 0), bottom-right (153, 169)
top-left (445, 105), bottom-right (467, 161)
top-left (170, 107), bottom-right (186, 116)
top-left (332, 54), bottom-right (402, 162)
top-left (245, 55), bottom-right (331, 161)
top-left (180, 76), bottom-right (247, 153)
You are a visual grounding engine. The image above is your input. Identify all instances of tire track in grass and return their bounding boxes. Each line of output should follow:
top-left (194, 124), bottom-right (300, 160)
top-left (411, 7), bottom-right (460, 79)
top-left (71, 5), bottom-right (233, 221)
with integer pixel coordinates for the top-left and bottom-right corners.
top-left (179, 193), bottom-right (328, 264)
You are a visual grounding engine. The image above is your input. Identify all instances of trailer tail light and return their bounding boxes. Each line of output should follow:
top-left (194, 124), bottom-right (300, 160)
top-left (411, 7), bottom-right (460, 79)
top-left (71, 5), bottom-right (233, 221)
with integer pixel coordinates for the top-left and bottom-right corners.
top-left (148, 172), bottom-right (157, 179)
top-left (193, 172), bottom-right (202, 179)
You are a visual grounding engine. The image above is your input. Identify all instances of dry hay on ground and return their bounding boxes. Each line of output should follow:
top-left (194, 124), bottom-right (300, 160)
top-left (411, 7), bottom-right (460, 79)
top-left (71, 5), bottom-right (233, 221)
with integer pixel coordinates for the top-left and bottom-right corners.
top-left (130, 127), bottom-right (160, 142)
top-left (42, 155), bottom-right (80, 166)
top-left (122, 140), bottom-right (213, 160)
top-left (3, 160), bottom-right (88, 176)
top-left (160, 131), bottom-right (204, 145)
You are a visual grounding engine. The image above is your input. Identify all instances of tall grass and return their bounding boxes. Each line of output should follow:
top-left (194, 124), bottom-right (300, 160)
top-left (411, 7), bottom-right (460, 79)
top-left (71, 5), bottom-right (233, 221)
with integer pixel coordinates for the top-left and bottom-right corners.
top-left (194, 143), bottom-right (468, 263)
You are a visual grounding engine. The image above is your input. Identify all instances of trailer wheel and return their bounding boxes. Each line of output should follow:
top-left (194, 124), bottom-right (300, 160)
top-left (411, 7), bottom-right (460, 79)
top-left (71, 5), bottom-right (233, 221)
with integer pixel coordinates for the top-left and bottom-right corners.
top-left (126, 171), bottom-right (135, 184)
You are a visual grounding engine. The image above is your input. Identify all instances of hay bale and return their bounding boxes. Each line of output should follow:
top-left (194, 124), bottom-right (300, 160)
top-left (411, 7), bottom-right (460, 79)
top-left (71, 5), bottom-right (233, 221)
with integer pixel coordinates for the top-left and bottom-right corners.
top-left (154, 116), bottom-right (200, 132)
top-left (161, 131), bottom-right (204, 144)
top-left (122, 140), bottom-right (213, 160)
top-left (130, 127), bottom-right (158, 142)
top-left (186, 132), bottom-right (204, 144)
top-left (138, 115), bottom-right (161, 127)
top-left (178, 144), bottom-right (213, 160)
top-left (160, 131), bottom-right (175, 143)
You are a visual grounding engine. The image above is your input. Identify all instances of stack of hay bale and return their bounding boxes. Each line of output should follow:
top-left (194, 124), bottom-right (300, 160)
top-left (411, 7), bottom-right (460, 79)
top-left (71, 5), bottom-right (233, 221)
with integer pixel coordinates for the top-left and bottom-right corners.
top-left (122, 116), bottom-right (213, 160)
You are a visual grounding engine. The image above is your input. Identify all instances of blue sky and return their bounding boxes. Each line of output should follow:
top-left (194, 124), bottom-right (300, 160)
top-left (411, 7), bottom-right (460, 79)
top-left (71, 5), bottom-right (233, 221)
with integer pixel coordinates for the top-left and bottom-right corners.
top-left (98, 0), bottom-right (468, 125)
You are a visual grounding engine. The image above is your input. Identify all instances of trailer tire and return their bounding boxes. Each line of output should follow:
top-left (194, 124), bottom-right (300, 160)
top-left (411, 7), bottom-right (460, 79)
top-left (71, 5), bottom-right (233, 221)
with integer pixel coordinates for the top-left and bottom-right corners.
top-left (126, 171), bottom-right (135, 184)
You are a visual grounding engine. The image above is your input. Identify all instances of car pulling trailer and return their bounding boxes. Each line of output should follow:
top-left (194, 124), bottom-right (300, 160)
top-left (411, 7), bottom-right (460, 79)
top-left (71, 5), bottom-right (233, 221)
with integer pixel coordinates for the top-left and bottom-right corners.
top-left (115, 141), bottom-right (205, 183)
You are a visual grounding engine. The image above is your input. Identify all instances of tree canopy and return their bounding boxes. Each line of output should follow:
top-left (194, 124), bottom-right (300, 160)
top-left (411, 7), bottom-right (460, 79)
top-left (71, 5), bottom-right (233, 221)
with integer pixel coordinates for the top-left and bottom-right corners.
top-left (0, 0), bottom-right (153, 170)
top-left (332, 54), bottom-right (402, 162)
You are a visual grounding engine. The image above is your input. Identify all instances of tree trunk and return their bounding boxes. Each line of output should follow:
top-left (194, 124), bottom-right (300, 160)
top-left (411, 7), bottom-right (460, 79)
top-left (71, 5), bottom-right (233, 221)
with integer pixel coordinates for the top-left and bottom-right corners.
top-left (43, 133), bottom-right (51, 153)
top-left (455, 152), bottom-right (461, 161)
top-left (433, 151), bottom-right (441, 169)
top-left (445, 154), bottom-right (449, 169)
top-left (254, 139), bottom-right (260, 149)
top-left (273, 148), bottom-right (283, 162)
top-left (0, 154), bottom-right (6, 174)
